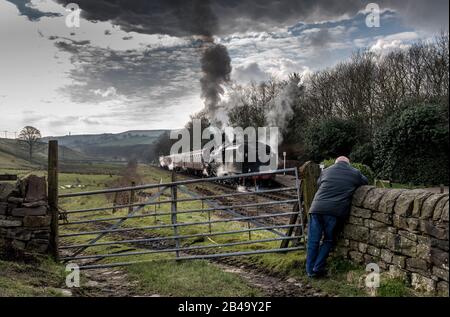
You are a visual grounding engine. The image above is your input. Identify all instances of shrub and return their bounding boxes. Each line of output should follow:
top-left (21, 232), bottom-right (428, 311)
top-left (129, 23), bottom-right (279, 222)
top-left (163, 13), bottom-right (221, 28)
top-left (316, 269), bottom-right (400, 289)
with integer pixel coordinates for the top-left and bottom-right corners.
top-left (305, 118), bottom-right (365, 162)
top-left (322, 158), bottom-right (375, 184)
top-left (374, 104), bottom-right (449, 185)
top-left (350, 143), bottom-right (374, 167)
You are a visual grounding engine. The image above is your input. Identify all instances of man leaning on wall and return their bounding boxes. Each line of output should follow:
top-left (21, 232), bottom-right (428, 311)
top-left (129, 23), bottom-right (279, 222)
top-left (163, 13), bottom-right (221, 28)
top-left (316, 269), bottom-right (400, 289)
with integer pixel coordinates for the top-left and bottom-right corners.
top-left (306, 156), bottom-right (368, 278)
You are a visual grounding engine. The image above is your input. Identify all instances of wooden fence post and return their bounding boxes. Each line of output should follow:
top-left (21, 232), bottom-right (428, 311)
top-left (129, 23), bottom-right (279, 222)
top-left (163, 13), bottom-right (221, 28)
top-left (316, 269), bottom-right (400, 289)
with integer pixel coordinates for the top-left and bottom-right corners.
top-left (171, 171), bottom-right (180, 258)
top-left (48, 140), bottom-right (59, 261)
top-left (300, 161), bottom-right (321, 215)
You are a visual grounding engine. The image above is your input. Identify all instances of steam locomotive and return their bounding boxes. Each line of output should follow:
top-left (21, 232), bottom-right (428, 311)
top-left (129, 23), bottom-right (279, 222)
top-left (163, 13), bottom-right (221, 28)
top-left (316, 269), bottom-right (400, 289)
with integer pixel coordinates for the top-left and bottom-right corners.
top-left (159, 141), bottom-right (277, 181)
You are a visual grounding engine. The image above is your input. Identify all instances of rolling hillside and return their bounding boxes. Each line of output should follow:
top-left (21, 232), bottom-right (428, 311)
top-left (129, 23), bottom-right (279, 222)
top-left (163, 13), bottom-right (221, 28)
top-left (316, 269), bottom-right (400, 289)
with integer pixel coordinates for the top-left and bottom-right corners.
top-left (42, 130), bottom-right (168, 162)
top-left (42, 130), bottom-right (167, 149)
top-left (0, 138), bottom-right (88, 170)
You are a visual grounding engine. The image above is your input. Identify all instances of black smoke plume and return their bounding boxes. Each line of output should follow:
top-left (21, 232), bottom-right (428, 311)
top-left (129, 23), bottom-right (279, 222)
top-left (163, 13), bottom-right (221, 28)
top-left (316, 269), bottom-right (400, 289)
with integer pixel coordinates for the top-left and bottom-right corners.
top-left (200, 43), bottom-right (232, 119)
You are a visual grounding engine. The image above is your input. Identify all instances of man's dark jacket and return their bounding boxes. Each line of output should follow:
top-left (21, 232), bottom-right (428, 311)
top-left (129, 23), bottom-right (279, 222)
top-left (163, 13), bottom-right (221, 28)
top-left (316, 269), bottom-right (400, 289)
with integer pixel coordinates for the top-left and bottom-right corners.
top-left (309, 161), bottom-right (369, 218)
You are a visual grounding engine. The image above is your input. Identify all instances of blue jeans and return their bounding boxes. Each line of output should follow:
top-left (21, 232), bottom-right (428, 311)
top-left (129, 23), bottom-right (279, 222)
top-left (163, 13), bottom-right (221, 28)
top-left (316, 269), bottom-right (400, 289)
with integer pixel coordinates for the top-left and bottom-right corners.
top-left (306, 214), bottom-right (338, 277)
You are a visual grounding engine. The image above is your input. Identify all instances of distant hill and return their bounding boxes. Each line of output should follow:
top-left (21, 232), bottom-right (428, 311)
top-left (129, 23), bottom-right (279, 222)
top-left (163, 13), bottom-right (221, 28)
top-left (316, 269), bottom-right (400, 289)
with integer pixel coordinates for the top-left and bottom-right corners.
top-left (42, 130), bottom-right (169, 162)
top-left (0, 138), bottom-right (89, 170)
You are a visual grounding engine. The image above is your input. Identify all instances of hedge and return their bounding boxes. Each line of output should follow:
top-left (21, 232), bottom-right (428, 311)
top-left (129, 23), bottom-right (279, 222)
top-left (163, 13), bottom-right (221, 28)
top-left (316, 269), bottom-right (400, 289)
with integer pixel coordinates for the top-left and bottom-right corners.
top-left (373, 103), bottom-right (449, 185)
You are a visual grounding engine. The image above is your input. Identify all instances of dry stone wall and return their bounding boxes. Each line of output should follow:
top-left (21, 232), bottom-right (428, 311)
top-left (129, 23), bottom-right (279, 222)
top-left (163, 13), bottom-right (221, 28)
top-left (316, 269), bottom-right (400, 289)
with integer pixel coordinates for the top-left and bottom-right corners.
top-left (0, 175), bottom-right (52, 258)
top-left (336, 186), bottom-right (449, 295)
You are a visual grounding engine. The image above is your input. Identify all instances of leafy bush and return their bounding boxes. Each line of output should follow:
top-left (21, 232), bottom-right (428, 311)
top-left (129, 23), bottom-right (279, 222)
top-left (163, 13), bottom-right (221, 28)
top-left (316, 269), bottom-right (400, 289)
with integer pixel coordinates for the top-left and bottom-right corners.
top-left (350, 142), bottom-right (374, 167)
top-left (374, 104), bottom-right (449, 185)
top-left (322, 158), bottom-right (375, 184)
top-left (305, 118), bottom-right (366, 162)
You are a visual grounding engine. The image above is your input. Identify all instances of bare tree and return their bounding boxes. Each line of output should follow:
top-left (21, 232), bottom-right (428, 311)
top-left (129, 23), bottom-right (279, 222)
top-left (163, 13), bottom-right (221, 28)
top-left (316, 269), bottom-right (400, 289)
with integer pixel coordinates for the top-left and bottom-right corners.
top-left (18, 126), bottom-right (41, 161)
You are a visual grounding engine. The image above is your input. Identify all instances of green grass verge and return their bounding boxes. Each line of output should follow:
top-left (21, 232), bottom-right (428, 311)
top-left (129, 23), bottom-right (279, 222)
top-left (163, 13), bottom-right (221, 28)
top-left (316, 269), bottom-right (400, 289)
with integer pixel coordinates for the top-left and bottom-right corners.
top-left (0, 257), bottom-right (67, 297)
top-left (127, 260), bottom-right (261, 297)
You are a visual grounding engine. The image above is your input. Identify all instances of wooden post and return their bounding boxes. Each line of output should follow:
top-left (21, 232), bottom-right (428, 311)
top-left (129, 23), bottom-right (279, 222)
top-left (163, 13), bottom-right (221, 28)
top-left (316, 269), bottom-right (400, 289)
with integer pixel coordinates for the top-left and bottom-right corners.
top-left (128, 181), bottom-right (136, 214)
top-left (295, 162), bottom-right (320, 240)
top-left (48, 140), bottom-right (59, 261)
top-left (440, 184), bottom-right (444, 194)
top-left (300, 161), bottom-right (321, 215)
top-left (171, 172), bottom-right (180, 258)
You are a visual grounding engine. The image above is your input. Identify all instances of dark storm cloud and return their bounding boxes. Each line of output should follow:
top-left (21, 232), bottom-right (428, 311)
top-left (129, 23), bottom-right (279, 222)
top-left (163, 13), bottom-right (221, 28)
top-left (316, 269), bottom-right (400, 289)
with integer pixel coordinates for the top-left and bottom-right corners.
top-left (6, 0), bottom-right (61, 20)
top-left (55, 0), bottom-right (219, 37)
top-left (53, 0), bottom-right (448, 37)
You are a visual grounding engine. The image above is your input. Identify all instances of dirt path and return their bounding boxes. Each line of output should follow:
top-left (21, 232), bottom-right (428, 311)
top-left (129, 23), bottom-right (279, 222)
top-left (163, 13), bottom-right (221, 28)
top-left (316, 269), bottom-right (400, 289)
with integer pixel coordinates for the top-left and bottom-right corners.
top-left (66, 263), bottom-right (324, 297)
top-left (66, 266), bottom-right (165, 297)
top-left (217, 263), bottom-right (326, 297)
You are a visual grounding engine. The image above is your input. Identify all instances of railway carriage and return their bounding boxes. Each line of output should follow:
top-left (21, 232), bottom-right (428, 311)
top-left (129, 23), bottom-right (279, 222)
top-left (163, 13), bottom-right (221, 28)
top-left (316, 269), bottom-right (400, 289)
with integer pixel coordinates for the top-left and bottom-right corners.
top-left (159, 141), bottom-right (277, 182)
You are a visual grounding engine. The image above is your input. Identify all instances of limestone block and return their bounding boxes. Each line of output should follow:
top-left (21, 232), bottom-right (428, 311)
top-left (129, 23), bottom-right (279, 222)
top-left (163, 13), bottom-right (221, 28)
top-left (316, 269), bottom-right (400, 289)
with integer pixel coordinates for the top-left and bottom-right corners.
top-left (372, 212), bottom-right (392, 224)
top-left (23, 215), bottom-right (51, 227)
top-left (11, 206), bottom-right (47, 217)
top-left (343, 224), bottom-right (370, 241)
top-left (421, 194), bottom-right (447, 219)
top-left (367, 245), bottom-right (381, 257)
top-left (348, 216), bottom-right (364, 226)
top-left (352, 186), bottom-right (374, 207)
top-left (432, 266), bottom-right (449, 282)
top-left (433, 196), bottom-right (449, 221)
top-left (350, 206), bottom-right (372, 219)
top-left (430, 248), bottom-right (449, 270)
top-left (395, 191), bottom-right (427, 216)
top-left (362, 188), bottom-right (389, 211)
top-left (364, 219), bottom-right (388, 230)
top-left (412, 192), bottom-right (433, 217)
top-left (378, 189), bottom-right (405, 214)
top-left (24, 175), bottom-right (47, 202)
top-left (406, 258), bottom-right (429, 272)
top-left (0, 219), bottom-right (22, 227)
top-left (411, 273), bottom-right (436, 293)
top-left (381, 249), bottom-right (393, 263)
top-left (436, 281), bottom-right (449, 296)
top-left (419, 220), bottom-right (448, 240)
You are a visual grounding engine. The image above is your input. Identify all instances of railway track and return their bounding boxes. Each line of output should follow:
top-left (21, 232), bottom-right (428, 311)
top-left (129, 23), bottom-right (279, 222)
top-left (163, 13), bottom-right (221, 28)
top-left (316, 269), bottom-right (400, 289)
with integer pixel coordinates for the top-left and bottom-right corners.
top-left (161, 167), bottom-right (299, 202)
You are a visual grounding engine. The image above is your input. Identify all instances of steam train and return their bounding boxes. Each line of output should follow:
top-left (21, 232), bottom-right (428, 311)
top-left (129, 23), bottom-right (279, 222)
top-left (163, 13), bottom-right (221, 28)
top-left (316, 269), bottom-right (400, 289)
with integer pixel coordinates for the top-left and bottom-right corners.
top-left (159, 141), bottom-right (277, 181)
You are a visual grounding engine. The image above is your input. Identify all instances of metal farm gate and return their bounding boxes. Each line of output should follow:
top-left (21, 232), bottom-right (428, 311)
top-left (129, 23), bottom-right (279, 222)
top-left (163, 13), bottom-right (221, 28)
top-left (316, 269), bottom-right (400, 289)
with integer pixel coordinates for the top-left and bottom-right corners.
top-left (55, 167), bottom-right (306, 270)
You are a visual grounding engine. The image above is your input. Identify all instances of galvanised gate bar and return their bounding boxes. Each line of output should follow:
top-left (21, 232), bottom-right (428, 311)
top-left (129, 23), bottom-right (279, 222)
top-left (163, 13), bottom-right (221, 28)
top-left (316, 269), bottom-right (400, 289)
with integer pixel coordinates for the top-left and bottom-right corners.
top-left (57, 168), bottom-right (305, 270)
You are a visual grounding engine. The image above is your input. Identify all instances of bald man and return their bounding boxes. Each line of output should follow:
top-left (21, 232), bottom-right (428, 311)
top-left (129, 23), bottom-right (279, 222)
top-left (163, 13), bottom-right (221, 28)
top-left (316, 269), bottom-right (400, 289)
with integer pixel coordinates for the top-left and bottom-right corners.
top-left (306, 156), bottom-right (368, 278)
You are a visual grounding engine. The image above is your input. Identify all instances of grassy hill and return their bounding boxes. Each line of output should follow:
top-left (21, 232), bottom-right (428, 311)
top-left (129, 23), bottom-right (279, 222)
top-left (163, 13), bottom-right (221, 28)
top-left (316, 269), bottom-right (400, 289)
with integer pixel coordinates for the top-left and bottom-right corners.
top-left (0, 150), bottom-right (35, 169)
top-left (0, 138), bottom-right (89, 170)
top-left (41, 130), bottom-right (168, 162)
top-left (42, 130), bottom-right (167, 149)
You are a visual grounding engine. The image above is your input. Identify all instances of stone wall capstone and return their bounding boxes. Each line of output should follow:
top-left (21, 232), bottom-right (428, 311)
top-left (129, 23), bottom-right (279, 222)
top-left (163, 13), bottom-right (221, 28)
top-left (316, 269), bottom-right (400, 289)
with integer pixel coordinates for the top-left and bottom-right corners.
top-left (336, 186), bottom-right (449, 295)
top-left (0, 175), bottom-right (52, 258)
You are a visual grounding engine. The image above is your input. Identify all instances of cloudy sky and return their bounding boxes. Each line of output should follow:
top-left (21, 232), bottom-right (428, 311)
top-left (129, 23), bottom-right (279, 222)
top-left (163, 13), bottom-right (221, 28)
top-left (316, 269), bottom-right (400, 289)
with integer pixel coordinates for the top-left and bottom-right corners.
top-left (0, 0), bottom-right (448, 137)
